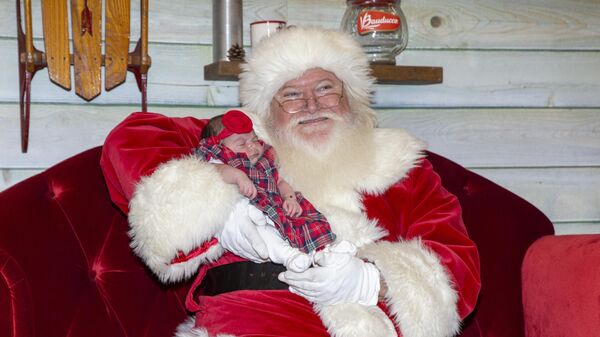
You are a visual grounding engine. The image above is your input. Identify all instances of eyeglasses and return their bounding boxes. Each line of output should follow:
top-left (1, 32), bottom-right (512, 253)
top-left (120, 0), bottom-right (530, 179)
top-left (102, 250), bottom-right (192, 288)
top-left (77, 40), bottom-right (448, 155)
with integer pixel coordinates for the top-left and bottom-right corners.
top-left (274, 84), bottom-right (344, 114)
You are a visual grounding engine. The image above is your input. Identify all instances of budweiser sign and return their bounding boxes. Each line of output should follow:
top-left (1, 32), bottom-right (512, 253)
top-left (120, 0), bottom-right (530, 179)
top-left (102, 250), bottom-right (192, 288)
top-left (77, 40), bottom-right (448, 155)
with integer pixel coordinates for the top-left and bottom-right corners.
top-left (357, 10), bottom-right (400, 35)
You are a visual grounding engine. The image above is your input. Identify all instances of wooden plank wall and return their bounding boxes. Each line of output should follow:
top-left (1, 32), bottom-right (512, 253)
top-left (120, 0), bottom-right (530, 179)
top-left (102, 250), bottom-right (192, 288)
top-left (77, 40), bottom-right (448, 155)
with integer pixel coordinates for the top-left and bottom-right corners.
top-left (1, 0), bottom-right (599, 234)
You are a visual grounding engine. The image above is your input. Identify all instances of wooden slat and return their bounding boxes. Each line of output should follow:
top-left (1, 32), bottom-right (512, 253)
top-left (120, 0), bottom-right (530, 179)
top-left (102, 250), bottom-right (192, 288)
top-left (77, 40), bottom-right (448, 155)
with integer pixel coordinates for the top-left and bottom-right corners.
top-left (553, 222), bottom-right (600, 235)
top-left (105, 0), bottom-right (130, 91)
top-left (2, 40), bottom-right (600, 108)
top-left (378, 49), bottom-right (600, 108)
top-left (0, 103), bottom-right (224, 168)
top-left (41, 0), bottom-right (71, 90)
top-left (371, 65), bottom-right (442, 85)
top-left (1, 168), bottom-right (43, 191)
top-left (245, 0), bottom-right (287, 23)
top-left (205, 62), bottom-right (444, 84)
top-left (3, 0), bottom-right (600, 49)
top-left (378, 109), bottom-right (600, 168)
top-left (472, 167), bottom-right (600, 222)
top-left (0, 104), bottom-right (598, 168)
top-left (403, 0), bottom-right (600, 50)
top-left (204, 60), bottom-right (243, 81)
top-left (70, 0), bottom-right (102, 101)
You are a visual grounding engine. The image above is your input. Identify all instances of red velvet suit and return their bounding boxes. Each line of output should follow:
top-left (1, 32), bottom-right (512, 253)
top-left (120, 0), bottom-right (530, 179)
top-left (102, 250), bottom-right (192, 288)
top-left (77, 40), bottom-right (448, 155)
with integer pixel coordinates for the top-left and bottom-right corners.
top-left (101, 112), bottom-right (481, 337)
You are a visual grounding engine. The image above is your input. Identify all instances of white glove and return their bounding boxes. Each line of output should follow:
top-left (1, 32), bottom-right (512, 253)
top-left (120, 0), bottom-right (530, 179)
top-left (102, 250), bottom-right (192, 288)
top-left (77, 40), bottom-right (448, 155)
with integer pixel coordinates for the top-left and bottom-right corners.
top-left (326, 240), bottom-right (358, 256)
top-left (215, 199), bottom-right (269, 262)
top-left (278, 248), bottom-right (381, 306)
top-left (256, 224), bottom-right (312, 272)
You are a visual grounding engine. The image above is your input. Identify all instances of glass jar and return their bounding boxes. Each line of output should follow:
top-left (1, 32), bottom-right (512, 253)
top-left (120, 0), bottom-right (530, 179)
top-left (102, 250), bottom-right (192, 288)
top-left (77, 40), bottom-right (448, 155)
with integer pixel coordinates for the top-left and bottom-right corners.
top-left (341, 0), bottom-right (408, 64)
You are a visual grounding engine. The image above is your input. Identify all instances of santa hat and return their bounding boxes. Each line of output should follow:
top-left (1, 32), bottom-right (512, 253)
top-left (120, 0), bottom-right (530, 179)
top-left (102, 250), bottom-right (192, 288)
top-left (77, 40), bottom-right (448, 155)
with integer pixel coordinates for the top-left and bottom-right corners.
top-left (239, 27), bottom-right (376, 122)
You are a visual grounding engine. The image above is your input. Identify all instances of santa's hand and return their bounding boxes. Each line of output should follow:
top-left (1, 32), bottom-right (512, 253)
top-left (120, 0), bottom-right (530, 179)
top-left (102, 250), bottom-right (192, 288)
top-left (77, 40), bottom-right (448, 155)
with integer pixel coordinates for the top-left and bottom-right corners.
top-left (256, 223), bottom-right (311, 272)
top-left (215, 199), bottom-right (269, 262)
top-left (247, 204), bottom-right (271, 226)
top-left (326, 240), bottom-right (358, 255)
top-left (278, 250), bottom-right (380, 306)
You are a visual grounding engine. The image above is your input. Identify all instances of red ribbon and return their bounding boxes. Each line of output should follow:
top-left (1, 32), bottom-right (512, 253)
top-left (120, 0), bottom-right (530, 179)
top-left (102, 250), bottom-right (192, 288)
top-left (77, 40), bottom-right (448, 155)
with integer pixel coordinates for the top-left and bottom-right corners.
top-left (170, 237), bottom-right (219, 264)
top-left (81, 0), bottom-right (93, 36)
top-left (214, 109), bottom-right (254, 142)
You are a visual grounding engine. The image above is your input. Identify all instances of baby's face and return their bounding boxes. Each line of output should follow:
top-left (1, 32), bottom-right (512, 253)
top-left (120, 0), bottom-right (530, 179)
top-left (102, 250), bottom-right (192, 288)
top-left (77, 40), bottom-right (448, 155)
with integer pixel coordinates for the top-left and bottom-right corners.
top-left (221, 132), bottom-right (265, 164)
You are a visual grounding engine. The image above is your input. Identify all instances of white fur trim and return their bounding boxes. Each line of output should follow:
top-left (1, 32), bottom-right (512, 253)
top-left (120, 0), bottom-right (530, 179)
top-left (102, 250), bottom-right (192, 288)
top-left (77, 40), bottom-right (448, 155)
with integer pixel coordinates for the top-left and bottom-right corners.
top-left (315, 303), bottom-right (396, 337)
top-left (358, 240), bottom-right (461, 337)
top-left (174, 317), bottom-right (206, 337)
top-left (320, 206), bottom-right (386, 248)
top-left (356, 128), bottom-right (427, 195)
top-left (240, 27), bottom-right (375, 120)
top-left (174, 317), bottom-right (236, 337)
top-left (128, 156), bottom-right (239, 283)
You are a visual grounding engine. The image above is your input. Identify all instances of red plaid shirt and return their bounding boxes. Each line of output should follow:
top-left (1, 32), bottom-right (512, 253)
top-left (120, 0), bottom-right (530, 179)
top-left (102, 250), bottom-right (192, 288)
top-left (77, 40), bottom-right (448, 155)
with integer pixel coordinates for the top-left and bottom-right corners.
top-left (195, 138), bottom-right (336, 253)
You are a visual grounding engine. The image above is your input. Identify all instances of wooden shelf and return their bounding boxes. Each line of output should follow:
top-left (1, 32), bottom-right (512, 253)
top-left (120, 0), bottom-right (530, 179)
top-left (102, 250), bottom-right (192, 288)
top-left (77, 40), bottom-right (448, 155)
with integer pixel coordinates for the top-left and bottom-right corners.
top-left (204, 60), bottom-right (244, 81)
top-left (204, 61), bottom-right (443, 85)
top-left (370, 64), bottom-right (443, 85)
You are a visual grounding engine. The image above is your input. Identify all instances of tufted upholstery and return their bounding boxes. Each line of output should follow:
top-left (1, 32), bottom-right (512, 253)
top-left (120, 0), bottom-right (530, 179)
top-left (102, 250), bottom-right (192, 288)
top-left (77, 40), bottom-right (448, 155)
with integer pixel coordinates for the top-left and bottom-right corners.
top-left (1, 147), bottom-right (598, 337)
top-left (0, 148), bottom-right (189, 337)
top-left (426, 152), bottom-right (555, 337)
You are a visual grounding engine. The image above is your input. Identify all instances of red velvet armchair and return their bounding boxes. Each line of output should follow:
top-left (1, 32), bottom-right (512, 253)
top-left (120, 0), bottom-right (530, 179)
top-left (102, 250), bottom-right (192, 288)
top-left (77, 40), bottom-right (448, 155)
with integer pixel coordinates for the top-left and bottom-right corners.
top-left (1, 145), bottom-right (599, 337)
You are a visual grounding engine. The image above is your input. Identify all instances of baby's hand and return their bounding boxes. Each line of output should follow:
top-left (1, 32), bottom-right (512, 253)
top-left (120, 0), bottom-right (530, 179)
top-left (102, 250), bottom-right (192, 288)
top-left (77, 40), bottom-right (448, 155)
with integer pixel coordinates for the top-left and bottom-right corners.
top-left (283, 197), bottom-right (302, 217)
top-left (237, 174), bottom-right (257, 199)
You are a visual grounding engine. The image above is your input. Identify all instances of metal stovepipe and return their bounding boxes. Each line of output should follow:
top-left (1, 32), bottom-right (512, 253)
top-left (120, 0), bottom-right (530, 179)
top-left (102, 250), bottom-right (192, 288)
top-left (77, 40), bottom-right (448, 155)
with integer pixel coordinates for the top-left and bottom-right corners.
top-left (212, 0), bottom-right (243, 62)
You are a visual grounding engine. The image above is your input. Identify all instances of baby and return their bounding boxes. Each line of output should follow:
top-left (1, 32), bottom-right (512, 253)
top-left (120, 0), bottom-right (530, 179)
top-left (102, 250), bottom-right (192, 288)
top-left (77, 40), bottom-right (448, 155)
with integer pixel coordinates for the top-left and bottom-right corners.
top-left (195, 109), bottom-right (337, 272)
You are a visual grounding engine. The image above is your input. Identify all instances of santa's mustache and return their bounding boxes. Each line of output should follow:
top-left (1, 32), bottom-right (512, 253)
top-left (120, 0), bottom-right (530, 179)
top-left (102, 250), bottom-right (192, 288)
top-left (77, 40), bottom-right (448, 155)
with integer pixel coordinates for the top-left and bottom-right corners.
top-left (288, 111), bottom-right (346, 126)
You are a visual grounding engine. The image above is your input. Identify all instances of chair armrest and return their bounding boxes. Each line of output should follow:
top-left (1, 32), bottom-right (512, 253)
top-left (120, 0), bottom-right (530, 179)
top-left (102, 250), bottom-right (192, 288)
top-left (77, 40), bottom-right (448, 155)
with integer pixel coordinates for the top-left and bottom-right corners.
top-left (0, 248), bottom-right (34, 337)
top-left (522, 234), bottom-right (600, 337)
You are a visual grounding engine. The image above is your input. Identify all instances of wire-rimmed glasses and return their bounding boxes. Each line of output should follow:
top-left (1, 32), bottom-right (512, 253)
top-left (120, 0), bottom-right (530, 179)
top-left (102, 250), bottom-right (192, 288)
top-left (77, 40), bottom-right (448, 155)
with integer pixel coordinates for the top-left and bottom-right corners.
top-left (274, 85), bottom-right (344, 114)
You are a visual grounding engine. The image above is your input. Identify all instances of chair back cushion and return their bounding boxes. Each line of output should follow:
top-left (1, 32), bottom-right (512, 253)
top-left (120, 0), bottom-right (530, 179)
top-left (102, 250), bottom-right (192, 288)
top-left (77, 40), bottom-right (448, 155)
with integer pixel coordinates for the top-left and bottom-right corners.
top-left (427, 151), bottom-right (554, 337)
top-left (0, 147), bottom-right (188, 337)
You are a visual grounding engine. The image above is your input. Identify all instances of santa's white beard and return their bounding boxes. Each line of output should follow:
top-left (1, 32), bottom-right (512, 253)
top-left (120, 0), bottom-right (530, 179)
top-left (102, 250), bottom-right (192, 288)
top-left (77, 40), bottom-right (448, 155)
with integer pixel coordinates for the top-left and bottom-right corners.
top-left (266, 111), bottom-right (375, 209)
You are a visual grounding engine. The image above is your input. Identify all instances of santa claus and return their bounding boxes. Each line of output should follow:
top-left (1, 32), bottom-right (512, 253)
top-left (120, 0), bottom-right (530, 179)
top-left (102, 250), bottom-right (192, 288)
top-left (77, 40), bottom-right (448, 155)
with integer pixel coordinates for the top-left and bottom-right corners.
top-left (101, 27), bottom-right (481, 337)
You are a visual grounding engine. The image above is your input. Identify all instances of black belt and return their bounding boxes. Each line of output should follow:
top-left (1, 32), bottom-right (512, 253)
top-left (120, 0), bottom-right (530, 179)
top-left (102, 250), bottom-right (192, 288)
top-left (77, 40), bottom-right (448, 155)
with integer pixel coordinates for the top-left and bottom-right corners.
top-left (198, 261), bottom-right (288, 296)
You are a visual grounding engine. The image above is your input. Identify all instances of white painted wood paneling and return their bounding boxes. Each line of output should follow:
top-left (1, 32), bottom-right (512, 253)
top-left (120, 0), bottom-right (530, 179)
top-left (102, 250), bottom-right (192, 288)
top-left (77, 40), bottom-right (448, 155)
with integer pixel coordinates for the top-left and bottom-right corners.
top-left (406, 0), bottom-right (600, 50)
top-left (3, 39), bottom-right (600, 107)
top-left (472, 167), bottom-right (600, 222)
top-left (378, 109), bottom-right (600, 167)
top-left (1, 168), bottom-right (43, 191)
top-left (2, 105), bottom-right (598, 168)
top-left (554, 222), bottom-right (600, 235)
top-left (4, 0), bottom-right (600, 49)
top-left (0, 40), bottom-right (228, 106)
top-left (1, 0), bottom-right (599, 235)
top-left (0, 104), bottom-right (224, 168)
